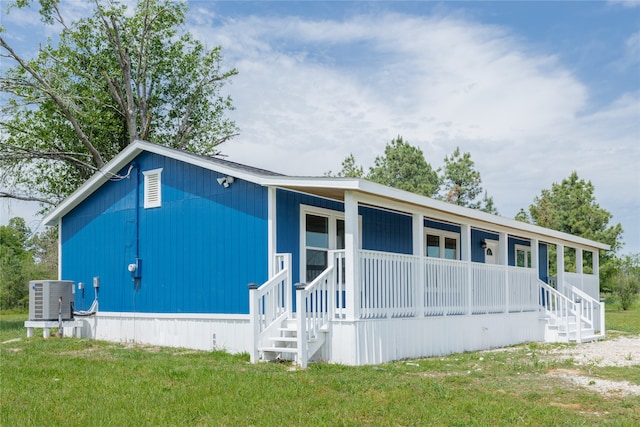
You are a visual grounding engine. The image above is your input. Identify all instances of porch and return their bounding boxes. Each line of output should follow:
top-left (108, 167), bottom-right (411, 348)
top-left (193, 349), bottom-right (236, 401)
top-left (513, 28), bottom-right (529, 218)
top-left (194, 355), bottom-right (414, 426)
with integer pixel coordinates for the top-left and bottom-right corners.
top-left (250, 249), bottom-right (604, 366)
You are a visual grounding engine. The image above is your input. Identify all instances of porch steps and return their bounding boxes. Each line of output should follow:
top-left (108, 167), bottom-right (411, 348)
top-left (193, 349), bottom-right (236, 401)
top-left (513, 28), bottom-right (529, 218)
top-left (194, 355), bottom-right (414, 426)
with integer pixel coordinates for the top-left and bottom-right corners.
top-left (259, 320), bottom-right (328, 363)
top-left (543, 315), bottom-right (599, 343)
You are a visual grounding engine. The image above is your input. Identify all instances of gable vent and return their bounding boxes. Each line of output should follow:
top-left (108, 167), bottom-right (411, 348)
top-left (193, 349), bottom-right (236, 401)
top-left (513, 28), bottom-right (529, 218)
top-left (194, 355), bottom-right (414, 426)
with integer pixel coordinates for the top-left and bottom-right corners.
top-left (143, 168), bottom-right (162, 209)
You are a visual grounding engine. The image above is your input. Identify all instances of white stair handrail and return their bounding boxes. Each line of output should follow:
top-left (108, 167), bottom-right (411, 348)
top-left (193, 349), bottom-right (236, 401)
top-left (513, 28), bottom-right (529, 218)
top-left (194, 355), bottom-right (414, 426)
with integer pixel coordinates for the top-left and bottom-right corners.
top-left (566, 283), bottom-right (605, 338)
top-left (540, 281), bottom-right (573, 329)
top-left (295, 251), bottom-right (342, 368)
top-left (249, 253), bottom-right (292, 363)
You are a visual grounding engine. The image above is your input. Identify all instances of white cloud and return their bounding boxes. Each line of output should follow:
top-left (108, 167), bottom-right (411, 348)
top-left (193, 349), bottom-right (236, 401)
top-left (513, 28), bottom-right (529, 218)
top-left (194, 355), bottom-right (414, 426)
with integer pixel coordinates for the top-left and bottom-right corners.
top-left (194, 11), bottom-right (639, 253)
top-left (2, 5), bottom-right (637, 253)
top-left (608, 0), bottom-right (640, 8)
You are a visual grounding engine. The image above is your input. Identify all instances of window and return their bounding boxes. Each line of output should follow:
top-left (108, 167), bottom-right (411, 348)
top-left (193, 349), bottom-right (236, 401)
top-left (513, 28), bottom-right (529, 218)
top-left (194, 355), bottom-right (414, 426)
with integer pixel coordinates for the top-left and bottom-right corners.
top-left (301, 205), bottom-right (354, 283)
top-left (425, 228), bottom-right (459, 260)
top-left (143, 168), bottom-right (162, 209)
top-left (515, 244), bottom-right (532, 268)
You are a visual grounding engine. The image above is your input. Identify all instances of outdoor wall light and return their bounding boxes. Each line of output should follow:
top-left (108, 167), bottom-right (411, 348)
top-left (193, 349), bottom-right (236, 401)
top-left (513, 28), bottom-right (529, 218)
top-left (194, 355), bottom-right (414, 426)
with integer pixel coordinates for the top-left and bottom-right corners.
top-left (481, 239), bottom-right (487, 249)
top-left (217, 176), bottom-right (235, 188)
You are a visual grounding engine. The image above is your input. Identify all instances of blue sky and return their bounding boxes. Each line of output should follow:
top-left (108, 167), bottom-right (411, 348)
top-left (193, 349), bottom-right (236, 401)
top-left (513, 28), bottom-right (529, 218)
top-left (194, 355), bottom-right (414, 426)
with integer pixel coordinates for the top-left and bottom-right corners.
top-left (1, 0), bottom-right (639, 254)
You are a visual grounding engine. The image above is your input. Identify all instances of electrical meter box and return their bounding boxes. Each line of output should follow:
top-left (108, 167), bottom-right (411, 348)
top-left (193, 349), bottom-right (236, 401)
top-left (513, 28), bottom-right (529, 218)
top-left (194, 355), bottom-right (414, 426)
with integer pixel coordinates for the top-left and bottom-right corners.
top-left (29, 280), bottom-right (75, 321)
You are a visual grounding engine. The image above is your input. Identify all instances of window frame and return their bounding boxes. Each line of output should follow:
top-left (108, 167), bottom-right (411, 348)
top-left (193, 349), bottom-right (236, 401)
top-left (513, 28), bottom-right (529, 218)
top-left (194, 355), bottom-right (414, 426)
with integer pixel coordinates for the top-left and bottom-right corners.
top-left (299, 205), bottom-right (360, 283)
top-left (425, 227), bottom-right (460, 260)
top-left (514, 244), bottom-right (532, 268)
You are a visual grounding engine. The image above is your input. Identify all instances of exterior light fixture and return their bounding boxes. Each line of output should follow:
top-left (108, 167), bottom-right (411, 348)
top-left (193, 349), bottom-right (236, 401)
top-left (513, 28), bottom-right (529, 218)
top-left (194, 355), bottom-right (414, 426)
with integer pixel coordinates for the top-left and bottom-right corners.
top-left (217, 176), bottom-right (235, 188)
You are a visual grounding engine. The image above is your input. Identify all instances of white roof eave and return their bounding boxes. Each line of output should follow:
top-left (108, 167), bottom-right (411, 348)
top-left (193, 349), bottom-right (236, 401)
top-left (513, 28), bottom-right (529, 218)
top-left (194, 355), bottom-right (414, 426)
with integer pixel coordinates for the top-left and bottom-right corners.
top-left (43, 140), bottom-right (611, 251)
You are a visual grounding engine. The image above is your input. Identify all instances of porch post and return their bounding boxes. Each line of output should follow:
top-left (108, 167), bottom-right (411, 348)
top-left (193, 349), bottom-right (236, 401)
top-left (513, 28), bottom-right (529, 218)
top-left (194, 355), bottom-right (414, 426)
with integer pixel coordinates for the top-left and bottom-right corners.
top-left (413, 212), bottom-right (425, 317)
top-left (344, 191), bottom-right (360, 320)
top-left (499, 232), bottom-right (508, 312)
top-left (461, 224), bottom-right (472, 315)
top-left (556, 243), bottom-right (565, 293)
top-left (593, 249), bottom-right (600, 278)
top-left (267, 187), bottom-right (277, 276)
top-left (531, 238), bottom-right (539, 271)
top-left (576, 247), bottom-right (583, 292)
top-left (531, 238), bottom-right (539, 307)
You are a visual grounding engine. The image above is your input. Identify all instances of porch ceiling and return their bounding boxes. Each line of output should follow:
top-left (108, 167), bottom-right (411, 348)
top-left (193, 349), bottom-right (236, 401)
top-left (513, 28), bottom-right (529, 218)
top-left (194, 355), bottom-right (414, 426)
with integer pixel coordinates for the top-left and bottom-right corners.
top-left (278, 185), bottom-right (347, 202)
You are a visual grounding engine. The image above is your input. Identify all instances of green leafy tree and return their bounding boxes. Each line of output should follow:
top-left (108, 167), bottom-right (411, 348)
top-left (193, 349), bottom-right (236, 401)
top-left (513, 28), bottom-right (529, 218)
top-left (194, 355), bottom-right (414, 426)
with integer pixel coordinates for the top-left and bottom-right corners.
top-left (520, 171), bottom-right (623, 277)
top-left (440, 147), bottom-right (497, 214)
top-left (367, 136), bottom-right (440, 197)
top-left (0, 218), bottom-right (57, 309)
top-left (327, 153), bottom-right (365, 178)
top-left (479, 190), bottom-right (498, 215)
top-left (609, 254), bottom-right (640, 310)
top-left (528, 172), bottom-right (623, 251)
top-left (0, 218), bottom-right (32, 309)
top-left (515, 208), bottom-right (530, 223)
top-left (28, 225), bottom-right (58, 279)
top-left (1, 0), bottom-right (238, 206)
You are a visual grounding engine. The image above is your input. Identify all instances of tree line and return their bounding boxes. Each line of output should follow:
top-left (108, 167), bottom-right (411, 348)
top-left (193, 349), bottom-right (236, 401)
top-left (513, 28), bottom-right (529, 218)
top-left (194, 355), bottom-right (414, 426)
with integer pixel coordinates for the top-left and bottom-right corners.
top-left (0, 218), bottom-right (57, 309)
top-left (328, 136), bottom-right (497, 214)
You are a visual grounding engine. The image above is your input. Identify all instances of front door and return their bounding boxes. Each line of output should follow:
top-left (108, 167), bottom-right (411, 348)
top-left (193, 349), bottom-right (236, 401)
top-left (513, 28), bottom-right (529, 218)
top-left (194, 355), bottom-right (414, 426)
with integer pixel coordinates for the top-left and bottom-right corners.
top-left (302, 210), bottom-right (345, 283)
top-left (484, 240), bottom-right (499, 264)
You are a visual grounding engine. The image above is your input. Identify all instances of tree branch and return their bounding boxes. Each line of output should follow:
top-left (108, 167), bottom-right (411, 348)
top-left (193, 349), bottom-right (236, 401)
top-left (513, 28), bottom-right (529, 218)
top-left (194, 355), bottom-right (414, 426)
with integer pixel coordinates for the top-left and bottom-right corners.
top-left (0, 192), bottom-right (55, 205)
top-left (0, 36), bottom-right (105, 169)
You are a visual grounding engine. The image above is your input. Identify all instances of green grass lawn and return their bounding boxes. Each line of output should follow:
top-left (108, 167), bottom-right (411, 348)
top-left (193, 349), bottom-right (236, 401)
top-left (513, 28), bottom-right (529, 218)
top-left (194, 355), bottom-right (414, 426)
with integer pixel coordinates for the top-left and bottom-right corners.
top-left (605, 300), bottom-right (640, 335)
top-left (1, 307), bottom-right (639, 426)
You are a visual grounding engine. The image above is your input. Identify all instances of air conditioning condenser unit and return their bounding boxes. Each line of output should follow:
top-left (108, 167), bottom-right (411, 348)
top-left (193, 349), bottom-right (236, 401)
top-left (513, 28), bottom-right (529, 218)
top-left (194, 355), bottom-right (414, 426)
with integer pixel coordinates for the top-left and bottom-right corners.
top-left (29, 280), bottom-right (74, 321)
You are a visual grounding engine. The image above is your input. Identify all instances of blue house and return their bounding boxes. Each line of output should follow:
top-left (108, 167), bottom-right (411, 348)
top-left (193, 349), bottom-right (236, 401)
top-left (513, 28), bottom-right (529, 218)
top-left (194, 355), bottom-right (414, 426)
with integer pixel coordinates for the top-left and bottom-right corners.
top-left (43, 140), bottom-right (609, 366)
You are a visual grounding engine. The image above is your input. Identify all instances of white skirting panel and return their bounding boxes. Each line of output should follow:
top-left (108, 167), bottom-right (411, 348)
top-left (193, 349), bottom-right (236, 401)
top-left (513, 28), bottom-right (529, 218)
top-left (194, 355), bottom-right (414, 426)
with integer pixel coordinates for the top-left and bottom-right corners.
top-left (328, 312), bottom-right (545, 365)
top-left (74, 312), bottom-right (251, 353)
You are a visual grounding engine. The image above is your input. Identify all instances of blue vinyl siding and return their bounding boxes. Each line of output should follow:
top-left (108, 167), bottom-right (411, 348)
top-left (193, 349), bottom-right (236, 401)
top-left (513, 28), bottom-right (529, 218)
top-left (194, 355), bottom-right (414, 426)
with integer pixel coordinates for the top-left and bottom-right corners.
top-left (471, 229), bottom-right (499, 262)
top-left (62, 152), bottom-right (268, 315)
top-left (424, 219), bottom-right (461, 234)
top-left (539, 243), bottom-right (549, 282)
top-left (361, 207), bottom-right (412, 254)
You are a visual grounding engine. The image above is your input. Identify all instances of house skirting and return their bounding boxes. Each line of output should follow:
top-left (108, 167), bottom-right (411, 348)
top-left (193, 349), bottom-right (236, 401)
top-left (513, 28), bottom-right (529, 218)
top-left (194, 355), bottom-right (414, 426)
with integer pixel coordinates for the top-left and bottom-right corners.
top-left (75, 312), bottom-right (251, 353)
top-left (74, 311), bottom-right (543, 365)
top-left (324, 311), bottom-right (544, 365)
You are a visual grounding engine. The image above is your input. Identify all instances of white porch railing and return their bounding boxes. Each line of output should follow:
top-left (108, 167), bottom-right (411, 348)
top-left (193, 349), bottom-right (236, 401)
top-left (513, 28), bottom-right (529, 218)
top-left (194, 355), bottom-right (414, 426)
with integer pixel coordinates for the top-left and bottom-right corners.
top-left (360, 250), bottom-right (417, 319)
top-left (358, 250), bottom-right (539, 318)
top-left (508, 267), bottom-right (540, 313)
top-left (249, 253), bottom-right (292, 363)
top-left (424, 257), bottom-right (468, 316)
top-left (565, 272), bottom-right (599, 300)
top-left (471, 263), bottom-right (505, 314)
top-left (250, 251), bottom-right (602, 365)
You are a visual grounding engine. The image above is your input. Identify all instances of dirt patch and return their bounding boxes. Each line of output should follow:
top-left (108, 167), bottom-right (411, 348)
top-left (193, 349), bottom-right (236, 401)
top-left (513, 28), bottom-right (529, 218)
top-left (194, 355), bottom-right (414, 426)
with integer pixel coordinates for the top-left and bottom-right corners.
top-left (546, 336), bottom-right (640, 367)
top-left (547, 368), bottom-right (640, 397)
top-left (544, 336), bottom-right (640, 397)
